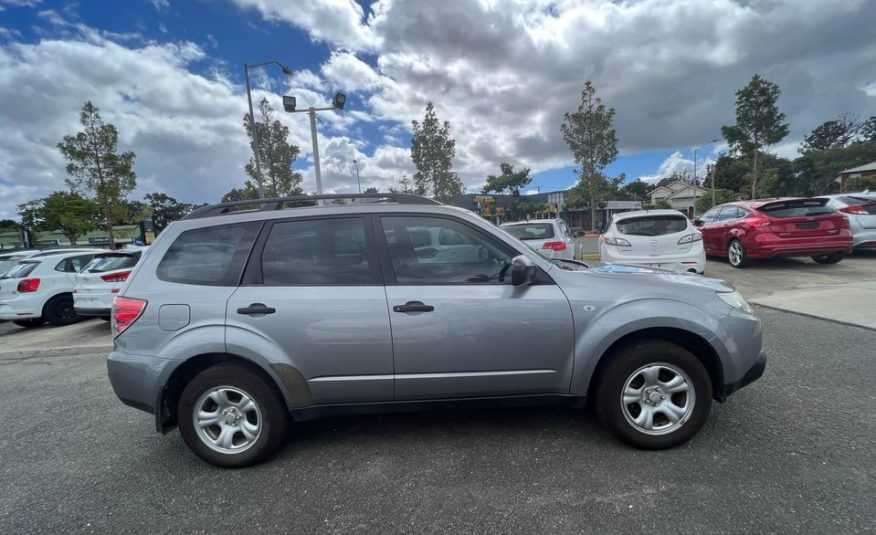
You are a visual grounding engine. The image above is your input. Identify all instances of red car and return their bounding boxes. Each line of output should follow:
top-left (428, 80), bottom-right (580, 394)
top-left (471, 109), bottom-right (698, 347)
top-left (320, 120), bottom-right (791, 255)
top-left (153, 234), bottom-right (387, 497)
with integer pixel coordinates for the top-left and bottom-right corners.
top-left (695, 198), bottom-right (853, 268)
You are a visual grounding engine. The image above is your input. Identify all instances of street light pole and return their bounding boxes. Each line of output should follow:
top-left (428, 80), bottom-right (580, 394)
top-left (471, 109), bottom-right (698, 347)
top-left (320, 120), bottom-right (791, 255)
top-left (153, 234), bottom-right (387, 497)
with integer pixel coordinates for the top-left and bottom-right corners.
top-left (244, 60), bottom-right (293, 199)
top-left (692, 138), bottom-right (719, 217)
top-left (283, 92), bottom-right (346, 196)
top-left (353, 159), bottom-right (361, 193)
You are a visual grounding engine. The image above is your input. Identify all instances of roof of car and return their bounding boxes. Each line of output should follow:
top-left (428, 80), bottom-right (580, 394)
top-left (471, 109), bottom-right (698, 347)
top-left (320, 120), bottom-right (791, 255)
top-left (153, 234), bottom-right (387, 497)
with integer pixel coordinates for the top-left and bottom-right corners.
top-left (500, 219), bottom-right (563, 226)
top-left (612, 209), bottom-right (686, 220)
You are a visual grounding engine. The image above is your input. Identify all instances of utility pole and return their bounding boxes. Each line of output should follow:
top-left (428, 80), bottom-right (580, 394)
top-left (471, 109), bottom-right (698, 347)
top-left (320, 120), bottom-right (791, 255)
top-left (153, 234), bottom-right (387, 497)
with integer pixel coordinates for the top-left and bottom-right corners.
top-left (244, 60), bottom-right (293, 199)
top-left (693, 138), bottom-right (719, 216)
top-left (353, 159), bottom-right (361, 193)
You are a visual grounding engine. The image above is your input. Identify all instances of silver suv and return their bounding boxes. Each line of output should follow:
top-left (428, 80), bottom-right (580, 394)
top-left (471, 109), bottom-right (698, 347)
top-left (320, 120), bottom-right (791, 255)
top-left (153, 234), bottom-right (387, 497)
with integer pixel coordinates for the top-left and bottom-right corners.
top-left (107, 194), bottom-right (765, 467)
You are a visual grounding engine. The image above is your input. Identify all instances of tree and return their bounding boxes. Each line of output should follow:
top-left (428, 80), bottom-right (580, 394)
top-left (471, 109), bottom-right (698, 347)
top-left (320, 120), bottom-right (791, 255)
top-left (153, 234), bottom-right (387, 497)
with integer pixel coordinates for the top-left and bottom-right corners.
top-left (58, 101), bottom-right (136, 249)
top-left (794, 140), bottom-right (876, 195)
top-left (145, 192), bottom-right (193, 232)
top-left (695, 189), bottom-right (737, 213)
top-left (221, 185), bottom-right (259, 203)
top-left (243, 98), bottom-right (303, 198)
top-left (859, 116), bottom-right (876, 142)
top-left (721, 74), bottom-right (789, 199)
top-left (411, 102), bottom-right (464, 203)
top-left (561, 81), bottom-right (619, 229)
top-left (0, 219), bottom-right (18, 231)
top-left (800, 113), bottom-right (862, 154)
top-left (397, 175), bottom-right (415, 193)
top-left (363, 186), bottom-right (379, 193)
top-left (483, 163), bottom-right (532, 196)
top-left (40, 191), bottom-right (100, 245)
top-left (616, 179), bottom-right (652, 201)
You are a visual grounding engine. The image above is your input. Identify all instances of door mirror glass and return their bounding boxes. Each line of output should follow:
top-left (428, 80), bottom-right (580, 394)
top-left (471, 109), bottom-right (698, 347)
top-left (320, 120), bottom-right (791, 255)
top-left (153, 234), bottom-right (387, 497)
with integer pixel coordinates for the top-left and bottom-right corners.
top-left (510, 254), bottom-right (537, 286)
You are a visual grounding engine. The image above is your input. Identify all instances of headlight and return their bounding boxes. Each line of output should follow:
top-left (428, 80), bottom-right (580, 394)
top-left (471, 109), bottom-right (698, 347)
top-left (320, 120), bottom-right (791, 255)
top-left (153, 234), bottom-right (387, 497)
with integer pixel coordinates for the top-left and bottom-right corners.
top-left (717, 291), bottom-right (753, 314)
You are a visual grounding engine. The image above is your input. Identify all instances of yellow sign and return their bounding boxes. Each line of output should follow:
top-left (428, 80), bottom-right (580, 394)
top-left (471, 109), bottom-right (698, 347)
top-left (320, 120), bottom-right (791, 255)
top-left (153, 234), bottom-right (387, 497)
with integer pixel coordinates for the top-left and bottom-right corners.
top-left (474, 195), bottom-right (495, 203)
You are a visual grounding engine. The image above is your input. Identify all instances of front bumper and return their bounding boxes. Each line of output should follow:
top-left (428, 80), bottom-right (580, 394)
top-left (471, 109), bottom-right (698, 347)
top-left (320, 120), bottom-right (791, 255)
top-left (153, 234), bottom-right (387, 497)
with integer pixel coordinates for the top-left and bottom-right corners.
top-left (716, 350), bottom-right (766, 401)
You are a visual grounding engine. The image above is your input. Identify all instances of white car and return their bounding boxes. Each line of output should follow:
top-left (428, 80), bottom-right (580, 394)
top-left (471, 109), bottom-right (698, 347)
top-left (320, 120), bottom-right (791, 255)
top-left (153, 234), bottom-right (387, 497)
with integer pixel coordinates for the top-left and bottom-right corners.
top-left (599, 210), bottom-right (705, 273)
top-left (74, 249), bottom-right (144, 318)
top-left (0, 250), bottom-right (40, 277)
top-left (0, 249), bottom-right (102, 327)
top-left (500, 219), bottom-right (576, 260)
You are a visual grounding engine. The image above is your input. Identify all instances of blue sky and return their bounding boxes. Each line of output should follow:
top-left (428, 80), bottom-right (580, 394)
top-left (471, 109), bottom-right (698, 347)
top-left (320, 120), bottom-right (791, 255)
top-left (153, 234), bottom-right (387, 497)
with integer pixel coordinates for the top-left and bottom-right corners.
top-left (0, 0), bottom-right (873, 217)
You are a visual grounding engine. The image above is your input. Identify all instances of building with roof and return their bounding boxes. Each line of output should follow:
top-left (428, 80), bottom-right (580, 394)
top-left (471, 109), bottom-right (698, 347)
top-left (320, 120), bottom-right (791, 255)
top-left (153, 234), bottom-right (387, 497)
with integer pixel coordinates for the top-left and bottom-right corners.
top-left (648, 180), bottom-right (709, 216)
top-left (837, 160), bottom-right (876, 191)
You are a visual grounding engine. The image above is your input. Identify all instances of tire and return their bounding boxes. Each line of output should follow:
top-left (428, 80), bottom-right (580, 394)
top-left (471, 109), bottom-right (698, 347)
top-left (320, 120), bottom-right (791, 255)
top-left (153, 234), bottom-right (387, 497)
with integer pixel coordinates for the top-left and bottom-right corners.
top-left (811, 253), bottom-right (844, 265)
top-left (177, 363), bottom-right (288, 468)
top-left (44, 294), bottom-right (80, 325)
top-left (594, 339), bottom-right (713, 449)
top-left (13, 318), bottom-right (45, 328)
top-left (727, 239), bottom-right (748, 268)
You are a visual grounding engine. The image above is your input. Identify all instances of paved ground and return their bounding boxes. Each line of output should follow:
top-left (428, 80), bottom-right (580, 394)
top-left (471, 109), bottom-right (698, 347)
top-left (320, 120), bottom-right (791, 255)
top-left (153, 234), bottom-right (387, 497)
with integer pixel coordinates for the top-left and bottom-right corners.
top-left (0, 319), bottom-right (112, 360)
top-left (1, 306), bottom-right (874, 534)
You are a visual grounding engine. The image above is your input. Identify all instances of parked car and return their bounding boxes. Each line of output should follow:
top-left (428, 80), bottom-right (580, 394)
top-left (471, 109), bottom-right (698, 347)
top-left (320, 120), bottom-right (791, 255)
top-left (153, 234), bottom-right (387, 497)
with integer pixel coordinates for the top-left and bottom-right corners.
top-left (696, 198), bottom-right (853, 268)
top-left (599, 210), bottom-right (705, 274)
top-left (823, 192), bottom-right (876, 250)
top-left (500, 218), bottom-right (575, 260)
top-left (0, 250), bottom-right (40, 277)
top-left (0, 249), bottom-right (102, 327)
top-left (74, 249), bottom-right (145, 318)
top-left (107, 193), bottom-right (765, 467)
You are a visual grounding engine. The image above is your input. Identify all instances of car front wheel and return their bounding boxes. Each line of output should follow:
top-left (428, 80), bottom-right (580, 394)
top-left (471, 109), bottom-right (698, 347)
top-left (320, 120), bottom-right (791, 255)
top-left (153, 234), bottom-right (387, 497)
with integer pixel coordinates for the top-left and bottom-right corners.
top-left (177, 363), bottom-right (288, 467)
top-left (727, 239), bottom-right (748, 268)
top-left (595, 340), bottom-right (712, 449)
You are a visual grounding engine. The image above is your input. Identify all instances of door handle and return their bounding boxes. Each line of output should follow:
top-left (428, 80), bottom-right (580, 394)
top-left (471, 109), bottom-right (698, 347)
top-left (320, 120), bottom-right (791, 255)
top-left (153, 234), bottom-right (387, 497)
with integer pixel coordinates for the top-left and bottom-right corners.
top-left (393, 301), bottom-right (435, 313)
top-left (237, 303), bottom-right (276, 316)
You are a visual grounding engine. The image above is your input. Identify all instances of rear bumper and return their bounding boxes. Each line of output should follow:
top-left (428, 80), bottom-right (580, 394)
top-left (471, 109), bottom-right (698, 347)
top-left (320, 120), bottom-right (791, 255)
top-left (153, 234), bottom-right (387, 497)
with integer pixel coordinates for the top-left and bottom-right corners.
top-left (600, 247), bottom-right (705, 273)
top-left (74, 306), bottom-right (111, 317)
top-left (0, 298), bottom-right (40, 320)
top-left (106, 349), bottom-right (170, 417)
top-left (746, 233), bottom-right (853, 259)
top-left (716, 350), bottom-right (766, 401)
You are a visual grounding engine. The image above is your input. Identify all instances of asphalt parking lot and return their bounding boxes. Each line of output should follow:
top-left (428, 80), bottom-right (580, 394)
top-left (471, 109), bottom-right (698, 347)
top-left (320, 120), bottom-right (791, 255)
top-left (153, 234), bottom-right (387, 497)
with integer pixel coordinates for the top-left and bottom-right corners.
top-left (1, 255), bottom-right (875, 534)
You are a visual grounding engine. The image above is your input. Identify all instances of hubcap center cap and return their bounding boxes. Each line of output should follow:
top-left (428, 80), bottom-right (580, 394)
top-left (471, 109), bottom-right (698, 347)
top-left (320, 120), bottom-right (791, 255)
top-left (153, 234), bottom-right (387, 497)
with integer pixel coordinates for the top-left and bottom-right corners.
top-left (222, 408), bottom-right (240, 425)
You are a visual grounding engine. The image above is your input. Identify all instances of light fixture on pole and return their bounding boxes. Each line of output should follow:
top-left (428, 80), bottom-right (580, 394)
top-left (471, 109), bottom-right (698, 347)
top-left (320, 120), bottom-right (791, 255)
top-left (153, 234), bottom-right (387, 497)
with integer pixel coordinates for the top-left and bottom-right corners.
top-left (693, 138), bottom-right (719, 217)
top-left (244, 60), bottom-right (294, 199)
top-left (283, 91), bottom-right (346, 196)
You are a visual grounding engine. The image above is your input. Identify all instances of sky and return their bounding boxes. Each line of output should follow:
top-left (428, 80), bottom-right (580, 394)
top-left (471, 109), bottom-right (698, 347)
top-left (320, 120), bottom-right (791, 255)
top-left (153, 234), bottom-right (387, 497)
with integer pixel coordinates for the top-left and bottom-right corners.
top-left (0, 0), bottom-right (874, 219)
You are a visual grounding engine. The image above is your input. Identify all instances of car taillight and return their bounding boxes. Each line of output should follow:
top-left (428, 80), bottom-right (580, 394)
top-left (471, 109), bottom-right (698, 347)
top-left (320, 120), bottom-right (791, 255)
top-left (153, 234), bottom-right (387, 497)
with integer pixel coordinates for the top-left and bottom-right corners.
top-left (112, 296), bottom-right (147, 336)
top-left (840, 205), bottom-right (870, 215)
top-left (602, 236), bottom-right (631, 247)
top-left (542, 241), bottom-right (567, 251)
top-left (17, 278), bottom-right (41, 293)
top-left (101, 270), bottom-right (131, 283)
top-left (677, 233), bottom-right (703, 245)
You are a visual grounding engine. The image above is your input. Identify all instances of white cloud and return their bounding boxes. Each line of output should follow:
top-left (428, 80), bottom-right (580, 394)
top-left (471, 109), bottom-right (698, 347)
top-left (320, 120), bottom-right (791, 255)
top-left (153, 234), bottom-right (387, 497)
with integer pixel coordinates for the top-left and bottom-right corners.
top-left (639, 150), bottom-right (718, 184)
top-left (149, 0), bottom-right (169, 11)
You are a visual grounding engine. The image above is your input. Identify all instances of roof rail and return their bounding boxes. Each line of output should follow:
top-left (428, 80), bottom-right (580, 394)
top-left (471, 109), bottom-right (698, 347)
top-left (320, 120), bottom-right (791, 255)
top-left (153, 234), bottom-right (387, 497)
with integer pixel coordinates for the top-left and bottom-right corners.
top-left (182, 193), bottom-right (441, 220)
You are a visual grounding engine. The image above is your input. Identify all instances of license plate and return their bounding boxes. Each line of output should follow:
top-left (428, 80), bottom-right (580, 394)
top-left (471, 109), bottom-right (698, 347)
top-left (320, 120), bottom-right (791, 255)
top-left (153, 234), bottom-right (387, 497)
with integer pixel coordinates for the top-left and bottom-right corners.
top-left (796, 221), bottom-right (819, 230)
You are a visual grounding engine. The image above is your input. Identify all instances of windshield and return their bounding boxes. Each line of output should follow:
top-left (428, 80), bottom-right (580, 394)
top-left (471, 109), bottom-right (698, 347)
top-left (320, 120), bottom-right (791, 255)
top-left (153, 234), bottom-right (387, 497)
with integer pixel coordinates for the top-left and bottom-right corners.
top-left (1, 261), bottom-right (39, 279)
top-left (615, 215), bottom-right (688, 236)
top-left (83, 252), bottom-right (141, 273)
top-left (502, 223), bottom-right (555, 240)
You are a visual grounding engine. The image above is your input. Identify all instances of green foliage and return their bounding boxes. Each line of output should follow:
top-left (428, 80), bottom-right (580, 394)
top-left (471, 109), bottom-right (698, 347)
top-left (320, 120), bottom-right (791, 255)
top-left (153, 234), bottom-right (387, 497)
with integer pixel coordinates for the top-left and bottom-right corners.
top-left (57, 101), bottom-right (137, 248)
top-left (696, 189), bottom-right (737, 213)
top-left (243, 98), bottom-right (303, 197)
top-left (364, 186), bottom-right (379, 193)
top-left (221, 184), bottom-right (259, 203)
top-left (847, 175), bottom-right (876, 191)
top-left (0, 219), bottom-right (19, 232)
top-left (38, 191), bottom-right (100, 245)
top-left (720, 74), bottom-right (789, 198)
top-left (483, 163), bottom-right (532, 195)
top-left (411, 102), bottom-right (464, 203)
top-left (794, 140), bottom-right (876, 195)
top-left (861, 116), bottom-right (876, 142)
top-left (561, 81), bottom-right (619, 228)
top-left (145, 192), bottom-right (194, 231)
top-left (800, 113), bottom-right (861, 154)
top-left (616, 178), bottom-right (652, 201)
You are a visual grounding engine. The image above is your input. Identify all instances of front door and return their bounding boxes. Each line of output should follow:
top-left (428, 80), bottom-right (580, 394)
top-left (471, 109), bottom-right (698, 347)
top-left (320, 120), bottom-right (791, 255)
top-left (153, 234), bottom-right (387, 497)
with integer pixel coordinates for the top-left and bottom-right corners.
top-left (376, 214), bottom-right (575, 400)
top-left (226, 216), bottom-right (394, 404)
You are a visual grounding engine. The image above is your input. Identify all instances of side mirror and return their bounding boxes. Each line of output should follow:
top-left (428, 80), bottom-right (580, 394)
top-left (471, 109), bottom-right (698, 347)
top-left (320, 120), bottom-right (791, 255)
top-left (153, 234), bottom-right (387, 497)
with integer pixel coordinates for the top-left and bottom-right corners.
top-left (510, 254), bottom-right (537, 286)
top-left (693, 218), bottom-right (703, 227)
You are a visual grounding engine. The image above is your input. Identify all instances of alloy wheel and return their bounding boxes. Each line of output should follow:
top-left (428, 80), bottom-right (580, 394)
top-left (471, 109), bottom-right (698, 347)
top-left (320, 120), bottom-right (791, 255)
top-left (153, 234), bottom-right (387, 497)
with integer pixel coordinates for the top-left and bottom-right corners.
top-left (620, 363), bottom-right (695, 436)
top-left (728, 241), bottom-right (744, 266)
top-left (193, 386), bottom-right (262, 454)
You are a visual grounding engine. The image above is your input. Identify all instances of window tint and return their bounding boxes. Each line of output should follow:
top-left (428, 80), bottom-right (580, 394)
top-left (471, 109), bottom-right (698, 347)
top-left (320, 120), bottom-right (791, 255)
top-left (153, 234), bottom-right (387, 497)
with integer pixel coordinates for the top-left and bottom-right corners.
top-left (381, 216), bottom-right (513, 284)
top-left (2, 261), bottom-right (38, 279)
top-left (55, 254), bottom-right (95, 273)
top-left (716, 207), bottom-right (740, 221)
top-left (158, 222), bottom-right (261, 286)
top-left (260, 218), bottom-right (373, 285)
top-left (502, 223), bottom-right (555, 240)
top-left (700, 207), bottom-right (721, 223)
top-left (616, 215), bottom-right (688, 236)
top-left (84, 252), bottom-right (141, 273)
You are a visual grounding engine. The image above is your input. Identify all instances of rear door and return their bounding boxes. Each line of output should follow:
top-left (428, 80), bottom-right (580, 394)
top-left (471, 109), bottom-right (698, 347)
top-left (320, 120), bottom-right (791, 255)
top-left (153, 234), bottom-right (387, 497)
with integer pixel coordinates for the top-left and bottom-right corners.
top-left (226, 216), bottom-right (394, 404)
top-left (378, 214), bottom-right (575, 400)
top-left (757, 199), bottom-right (843, 238)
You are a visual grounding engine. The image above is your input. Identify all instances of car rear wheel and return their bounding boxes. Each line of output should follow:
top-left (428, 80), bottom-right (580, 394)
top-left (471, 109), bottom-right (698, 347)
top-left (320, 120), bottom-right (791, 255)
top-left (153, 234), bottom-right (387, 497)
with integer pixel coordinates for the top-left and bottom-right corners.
top-left (811, 253), bottom-right (844, 265)
top-left (177, 363), bottom-right (288, 468)
top-left (594, 339), bottom-right (712, 449)
top-left (727, 239), bottom-right (748, 268)
top-left (44, 294), bottom-right (80, 325)
top-left (13, 318), bottom-right (45, 328)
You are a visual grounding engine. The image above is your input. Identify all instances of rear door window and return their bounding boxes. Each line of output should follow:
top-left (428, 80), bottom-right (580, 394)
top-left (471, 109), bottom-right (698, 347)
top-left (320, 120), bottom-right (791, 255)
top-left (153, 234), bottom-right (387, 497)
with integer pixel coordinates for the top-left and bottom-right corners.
top-left (157, 222), bottom-right (261, 286)
top-left (257, 217), bottom-right (375, 285)
top-left (716, 207), bottom-right (740, 221)
top-left (616, 215), bottom-right (688, 236)
top-left (700, 207), bottom-right (721, 223)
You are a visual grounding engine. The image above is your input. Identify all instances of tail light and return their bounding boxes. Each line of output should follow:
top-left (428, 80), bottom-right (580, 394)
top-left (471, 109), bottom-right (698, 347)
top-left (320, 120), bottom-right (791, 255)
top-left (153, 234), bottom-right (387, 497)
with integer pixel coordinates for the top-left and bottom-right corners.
top-left (542, 241), bottom-right (567, 251)
top-left (840, 205), bottom-right (870, 215)
top-left (677, 233), bottom-right (703, 245)
top-left (602, 236), bottom-right (631, 247)
top-left (101, 270), bottom-right (131, 283)
top-left (112, 296), bottom-right (147, 336)
top-left (17, 278), bottom-right (41, 293)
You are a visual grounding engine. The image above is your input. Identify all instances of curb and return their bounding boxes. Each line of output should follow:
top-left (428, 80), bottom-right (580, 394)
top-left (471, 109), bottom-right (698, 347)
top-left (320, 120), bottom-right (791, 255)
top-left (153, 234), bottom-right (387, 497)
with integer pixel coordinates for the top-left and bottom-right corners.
top-left (0, 345), bottom-right (113, 361)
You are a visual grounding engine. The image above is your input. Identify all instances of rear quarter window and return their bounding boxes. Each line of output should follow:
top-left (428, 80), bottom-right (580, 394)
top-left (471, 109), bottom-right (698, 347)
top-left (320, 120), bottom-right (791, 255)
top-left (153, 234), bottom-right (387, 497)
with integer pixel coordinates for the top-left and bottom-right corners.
top-left (157, 222), bottom-right (261, 286)
top-left (2, 261), bottom-right (39, 279)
